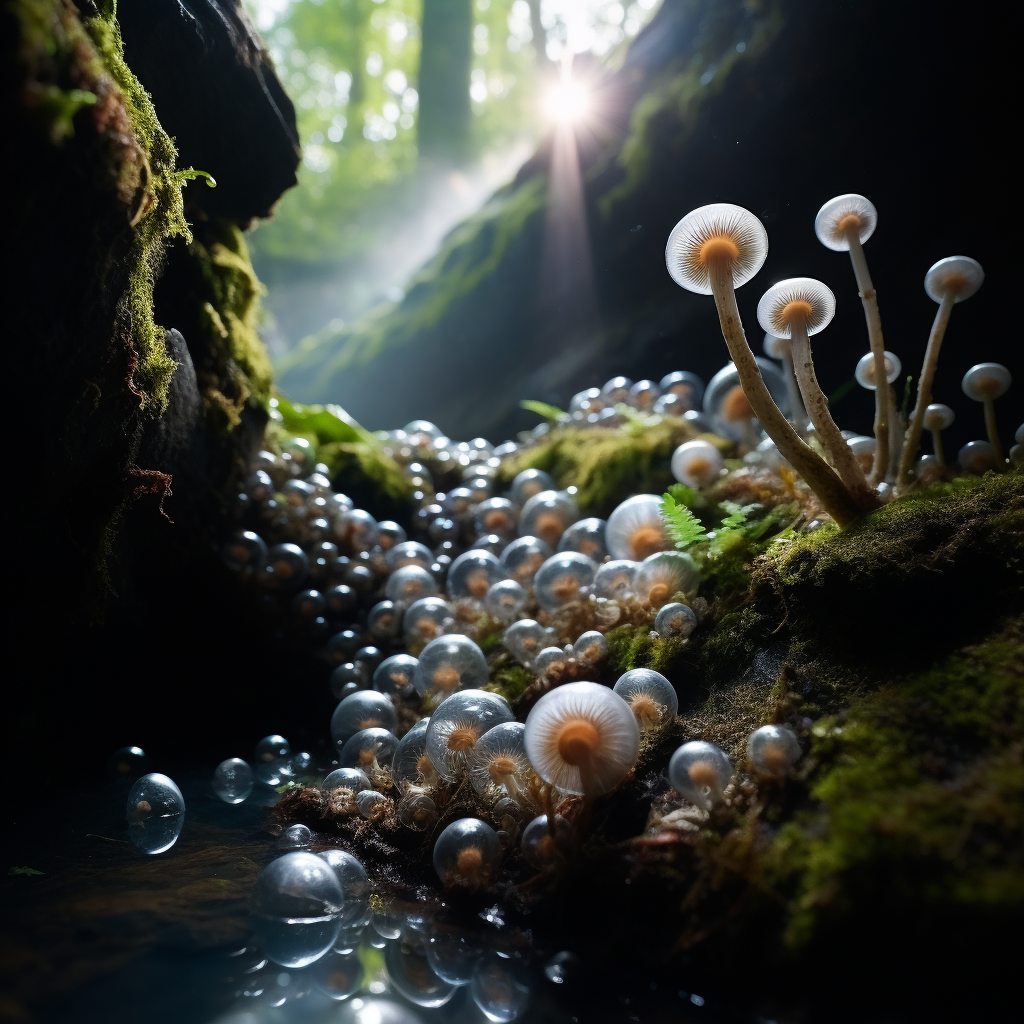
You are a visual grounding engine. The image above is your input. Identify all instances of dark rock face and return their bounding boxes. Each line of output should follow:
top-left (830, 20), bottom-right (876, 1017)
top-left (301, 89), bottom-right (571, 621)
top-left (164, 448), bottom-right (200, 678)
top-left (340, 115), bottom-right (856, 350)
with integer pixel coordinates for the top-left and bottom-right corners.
top-left (279, 0), bottom-right (1010, 454)
top-left (116, 0), bottom-right (300, 223)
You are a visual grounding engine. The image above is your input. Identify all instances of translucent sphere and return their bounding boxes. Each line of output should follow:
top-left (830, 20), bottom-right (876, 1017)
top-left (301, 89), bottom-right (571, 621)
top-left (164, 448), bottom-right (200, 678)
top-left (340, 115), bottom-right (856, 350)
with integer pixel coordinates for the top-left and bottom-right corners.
top-left (557, 518), bottom-right (608, 561)
top-left (629, 379), bottom-right (661, 411)
top-left (265, 543), bottom-right (309, 588)
top-left (367, 600), bottom-right (402, 641)
top-left (593, 559), bottom-right (638, 600)
top-left (655, 602), bottom-right (697, 639)
top-left (311, 947), bottom-right (364, 1001)
top-left (402, 597), bottom-right (454, 644)
top-left (602, 375), bottom-right (633, 403)
top-left (392, 717), bottom-right (432, 784)
top-left (317, 849), bottom-right (371, 924)
top-left (425, 689), bottom-right (515, 781)
top-left (250, 852), bottom-right (343, 968)
top-left (671, 439), bottom-right (724, 488)
top-left (855, 350), bottom-right (902, 390)
top-left (338, 728), bottom-right (399, 770)
top-left (534, 552), bottom-right (598, 612)
top-left (660, 370), bottom-right (705, 407)
top-left (386, 540), bottom-right (434, 571)
top-left (107, 745), bottom-right (149, 780)
top-left (484, 579), bottom-right (528, 623)
top-left (332, 998), bottom-right (425, 1024)
top-left (746, 724), bottom-right (802, 777)
top-left (535, 645), bottom-right (571, 676)
top-left (510, 468), bottom-right (555, 507)
top-left (127, 773), bottom-right (185, 854)
top-left (337, 509), bottom-right (379, 552)
top-left (474, 497), bottom-right (518, 537)
top-left (356, 790), bottom-right (390, 820)
top-left (469, 721), bottom-right (530, 796)
top-left (521, 814), bottom-right (572, 869)
top-left (704, 359), bottom-right (789, 439)
top-left (447, 550), bottom-right (506, 601)
top-left (280, 823), bottom-right (312, 849)
top-left (470, 953), bottom-right (531, 1022)
top-left (399, 790), bottom-right (439, 831)
top-left (668, 741), bottom-right (732, 810)
top-left (385, 565), bottom-right (438, 604)
top-left (503, 618), bottom-right (552, 665)
top-left (414, 634), bottom-right (489, 697)
top-left (634, 550), bottom-right (701, 605)
top-left (471, 533), bottom-right (508, 557)
top-left (814, 193), bottom-right (877, 250)
top-left (322, 767), bottom-right (371, 794)
top-left (433, 818), bottom-right (502, 890)
top-left (221, 530), bottom-right (267, 572)
top-left (962, 362), bottom-right (1012, 401)
top-left (427, 932), bottom-right (483, 985)
top-left (924, 255), bottom-right (984, 303)
top-left (331, 691), bottom-right (398, 746)
top-left (958, 440), bottom-right (998, 474)
top-left (923, 403), bottom-right (955, 431)
top-left (213, 758), bottom-right (253, 804)
top-left (500, 535), bottom-right (554, 588)
top-left (519, 490), bottom-right (579, 548)
top-left (377, 520), bottom-right (407, 551)
top-left (606, 494), bottom-right (668, 561)
top-left (613, 668), bottom-right (679, 728)
top-left (848, 435), bottom-right (876, 472)
top-left (653, 393), bottom-right (686, 417)
top-left (573, 630), bottom-right (608, 666)
top-left (373, 654), bottom-right (418, 699)
top-left (326, 584), bottom-right (357, 615)
top-left (385, 940), bottom-right (457, 1009)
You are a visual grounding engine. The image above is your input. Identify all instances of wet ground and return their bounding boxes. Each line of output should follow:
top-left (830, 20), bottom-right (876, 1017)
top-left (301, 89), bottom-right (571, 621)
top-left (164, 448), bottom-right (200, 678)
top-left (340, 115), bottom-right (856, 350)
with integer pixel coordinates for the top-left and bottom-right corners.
top-left (2, 770), bottom-right (736, 1024)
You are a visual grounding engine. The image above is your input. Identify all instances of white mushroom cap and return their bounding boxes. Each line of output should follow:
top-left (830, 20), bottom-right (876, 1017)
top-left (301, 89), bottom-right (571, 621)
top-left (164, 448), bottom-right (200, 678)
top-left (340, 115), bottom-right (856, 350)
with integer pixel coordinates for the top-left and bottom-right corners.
top-left (814, 194), bottom-right (877, 251)
top-left (854, 350), bottom-right (902, 390)
top-left (671, 439), bottom-right (724, 488)
top-left (924, 256), bottom-right (984, 303)
top-left (923, 403), bottom-right (956, 430)
top-left (958, 440), bottom-right (998, 474)
top-left (756, 278), bottom-right (836, 339)
top-left (665, 203), bottom-right (768, 294)
top-left (961, 362), bottom-right (1011, 401)
top-left (524, 681), bottom-right (640, 796)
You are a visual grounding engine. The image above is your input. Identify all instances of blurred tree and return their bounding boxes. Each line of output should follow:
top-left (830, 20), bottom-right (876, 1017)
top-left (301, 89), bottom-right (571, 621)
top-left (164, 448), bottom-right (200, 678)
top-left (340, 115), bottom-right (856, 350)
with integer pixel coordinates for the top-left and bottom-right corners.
top-left (418, 0), bottom-right (473, 162)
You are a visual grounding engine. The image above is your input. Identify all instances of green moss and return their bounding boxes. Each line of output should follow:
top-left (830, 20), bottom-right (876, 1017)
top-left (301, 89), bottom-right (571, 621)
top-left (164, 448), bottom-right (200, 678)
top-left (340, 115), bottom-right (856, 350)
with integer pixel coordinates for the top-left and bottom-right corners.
top-left (606, 622), bottom-right (690, 675)
top-left (82, 2), bottom-right (191, 411)
top-left (766, 624), bottom-right (1024, 947)
top-left (500, 420), bottom-right (705, 517)
top-left (189, 220), bottom-right (273, 424)
top-left (487, 655), bottom-right (534, 703)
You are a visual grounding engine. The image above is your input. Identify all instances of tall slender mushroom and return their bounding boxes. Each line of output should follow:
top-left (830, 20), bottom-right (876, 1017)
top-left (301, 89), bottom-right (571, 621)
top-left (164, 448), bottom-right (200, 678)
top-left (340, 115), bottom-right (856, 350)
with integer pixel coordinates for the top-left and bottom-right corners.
top-left (897, 256), bottom-right (984, 486)
top-left (815, 194), bottom-right (890, 483)
top-left (665, 204), bottom-right (868, 527)
top-left (757, 277), bottom-right (875, 502)
top-left (854, 349), bottom-right (902, 478)
top-left (962, 363), bottom-right (1011, 468)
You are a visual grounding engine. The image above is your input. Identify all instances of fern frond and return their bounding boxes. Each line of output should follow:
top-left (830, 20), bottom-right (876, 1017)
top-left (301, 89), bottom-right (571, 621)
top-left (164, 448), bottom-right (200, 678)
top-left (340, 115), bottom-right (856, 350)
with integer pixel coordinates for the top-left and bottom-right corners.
top-left (660, 491), bottom-right (707, 549)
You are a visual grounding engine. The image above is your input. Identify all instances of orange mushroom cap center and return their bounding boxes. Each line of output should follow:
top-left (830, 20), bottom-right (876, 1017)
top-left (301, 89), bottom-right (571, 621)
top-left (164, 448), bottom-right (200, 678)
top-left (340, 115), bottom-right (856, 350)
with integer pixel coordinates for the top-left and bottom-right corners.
top-left (698, 234), bottom-right (740, 267)
top-left (630, 525), bottom-right (665, 560)
top-left (836, 212), bottom-right (862, 234)
top-left (434, 665), bottom-right (461, 691)
top-left (447, 725), bottom-right (479, 752)
top-left (488, 755), bottom-right (519, 783)
top-left (722, 385), bottom-right (755, 423)
top-left (781, 299), bottom-right (814, 325)
top-left (557, 719), bottom-right (600, 766)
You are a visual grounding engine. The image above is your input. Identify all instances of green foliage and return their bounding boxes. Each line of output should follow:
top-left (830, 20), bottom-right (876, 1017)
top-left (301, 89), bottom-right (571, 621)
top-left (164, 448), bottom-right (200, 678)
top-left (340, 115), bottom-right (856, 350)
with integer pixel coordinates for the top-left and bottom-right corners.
top-left (275, 396), bottom-right (369, 445)
top-left (9, 866), bottom-right (45, 877)
top-left (605, 623), bottom-right (690, 676)
top-left (487, 657), bottom-right (534, 703)
top-left (660, 490), bottom-right (707, 549)
top-left (520, 399), bottom-right (566, 422)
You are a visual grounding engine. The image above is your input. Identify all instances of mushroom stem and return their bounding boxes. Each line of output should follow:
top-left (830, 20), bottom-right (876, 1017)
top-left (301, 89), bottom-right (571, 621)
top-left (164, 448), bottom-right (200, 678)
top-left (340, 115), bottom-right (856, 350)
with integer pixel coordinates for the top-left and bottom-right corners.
top-left (788, 317), bottom-right (874, 499)
top-left (887, 386), bottom-right (903, 480)
top-left (930, 426), bottom-right (945, 466)
top-left (708, 263), bottom-right (868, 527)
top-left (898, 292), bottom-right (955, 486)
top-left (781, 352), bottom-right (808, 433)
top-left (982, 397), bottom-right (1005, 468)
top-left (846, 232), bottom-right (889, 484)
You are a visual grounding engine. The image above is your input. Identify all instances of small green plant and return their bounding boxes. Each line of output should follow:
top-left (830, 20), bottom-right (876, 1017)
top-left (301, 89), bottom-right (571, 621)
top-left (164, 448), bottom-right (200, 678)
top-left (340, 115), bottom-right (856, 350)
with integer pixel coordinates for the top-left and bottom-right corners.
top-left (660, 490), bottom-right (707, 549)
top-left (520, 399), bottom-right (565, 422)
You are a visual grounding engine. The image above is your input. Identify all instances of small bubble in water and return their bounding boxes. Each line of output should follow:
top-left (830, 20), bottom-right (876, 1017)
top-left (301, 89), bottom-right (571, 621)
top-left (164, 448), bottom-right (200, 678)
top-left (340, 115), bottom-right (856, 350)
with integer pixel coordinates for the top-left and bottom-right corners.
top-left (213, 758), bottom-right (253, 804)
top-left (126, 773), bottom-right (185, 855)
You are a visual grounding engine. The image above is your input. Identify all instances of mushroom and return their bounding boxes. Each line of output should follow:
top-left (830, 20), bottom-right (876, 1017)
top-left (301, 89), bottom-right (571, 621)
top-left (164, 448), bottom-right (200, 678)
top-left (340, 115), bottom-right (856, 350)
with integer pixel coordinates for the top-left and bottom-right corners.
top-left (757, 277), bottom-right (874, 502)
top-left (854, 349), bottom-right (902, 478)
top-left (921, 403), bottom-right (955, 466)
top-left (814, 194), bottom-right (891, 482)
top-left (897, 256), bottom-right (984, 486)
top-left (961, 362), bottom-right (1011, 467)
top-left (666, 203), bottom-right (868, 526)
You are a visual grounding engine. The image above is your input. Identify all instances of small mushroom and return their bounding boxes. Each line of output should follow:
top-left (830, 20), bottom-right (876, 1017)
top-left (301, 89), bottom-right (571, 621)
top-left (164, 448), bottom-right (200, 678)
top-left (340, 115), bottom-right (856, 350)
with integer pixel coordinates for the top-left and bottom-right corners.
top-left (961, 362), bottom-right (1011, 467)
top-left (958, 440), bottom-right (998, 475)
top-left (763, 333), bottom-right (808, 432)
top-left (854, 349), bottom-right (902, 479)
top-left (815, 194), bottom-right (891, 482)
top-left (666, 204), bottom-right (867, 526)
top-left (921, 403), bottom-right (955, 466)
top-left (757, 277), bottom-right (874, 502)
top-left (898, 256), bottom-right (984, 486)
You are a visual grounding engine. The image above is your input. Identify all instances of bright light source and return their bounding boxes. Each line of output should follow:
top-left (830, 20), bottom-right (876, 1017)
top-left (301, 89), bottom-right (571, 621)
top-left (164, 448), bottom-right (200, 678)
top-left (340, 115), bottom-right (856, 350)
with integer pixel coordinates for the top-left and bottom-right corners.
top-left (544, 79), bottom-right (590, 123)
